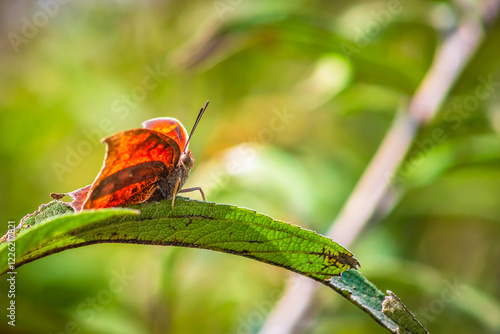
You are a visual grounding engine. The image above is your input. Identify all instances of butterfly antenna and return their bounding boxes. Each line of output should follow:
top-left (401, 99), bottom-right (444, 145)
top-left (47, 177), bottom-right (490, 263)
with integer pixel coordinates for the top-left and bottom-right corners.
top-left (184, 100), bottom-right (209, 153)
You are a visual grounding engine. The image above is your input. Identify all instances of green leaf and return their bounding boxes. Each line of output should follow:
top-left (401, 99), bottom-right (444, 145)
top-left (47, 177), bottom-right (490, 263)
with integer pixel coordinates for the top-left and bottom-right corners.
top-left (327, 271), bottom-right (429, 333)
top-left (0, 198), bottom-right (427, 333)
top-left (383, 290), bottom-right (429, 334)
top-left (0, 197), bottom-right (359, 280)
top-left (329, 270), bottom-right (399, 332)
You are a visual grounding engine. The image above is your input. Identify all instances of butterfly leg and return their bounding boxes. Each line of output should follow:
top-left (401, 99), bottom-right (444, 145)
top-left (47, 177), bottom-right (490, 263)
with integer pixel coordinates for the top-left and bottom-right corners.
top-left (178, 187), bottom-right (206, 202)
top-left (171, 178), bottom-right (181, 208)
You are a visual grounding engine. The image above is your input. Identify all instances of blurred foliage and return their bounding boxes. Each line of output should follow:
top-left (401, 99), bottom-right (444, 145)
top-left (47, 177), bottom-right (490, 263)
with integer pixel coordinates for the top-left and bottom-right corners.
top-left (1, 0), bottom-right (500, 333)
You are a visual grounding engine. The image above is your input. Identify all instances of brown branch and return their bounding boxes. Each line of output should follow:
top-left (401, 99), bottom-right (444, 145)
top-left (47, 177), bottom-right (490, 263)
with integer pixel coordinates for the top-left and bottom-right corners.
top-left (259, 2), bottom-right (500, 333)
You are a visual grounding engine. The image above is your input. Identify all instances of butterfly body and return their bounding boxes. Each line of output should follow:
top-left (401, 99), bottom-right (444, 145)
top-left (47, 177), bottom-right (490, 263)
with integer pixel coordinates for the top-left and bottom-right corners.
top-left (144, 144), bottom-right (195, 204)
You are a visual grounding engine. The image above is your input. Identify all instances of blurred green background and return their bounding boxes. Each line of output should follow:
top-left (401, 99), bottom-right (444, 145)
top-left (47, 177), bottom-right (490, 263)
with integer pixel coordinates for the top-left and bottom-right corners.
top-left (1, 0), bottom-right (500, 333)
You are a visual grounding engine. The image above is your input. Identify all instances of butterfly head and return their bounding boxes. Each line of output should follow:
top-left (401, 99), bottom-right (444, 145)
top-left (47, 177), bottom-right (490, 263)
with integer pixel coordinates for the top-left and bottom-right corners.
top-left (180, 149), bottom-right (195, 171)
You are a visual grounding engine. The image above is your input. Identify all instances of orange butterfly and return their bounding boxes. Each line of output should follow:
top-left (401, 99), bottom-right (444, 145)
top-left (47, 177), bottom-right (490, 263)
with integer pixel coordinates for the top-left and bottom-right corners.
top-left (52, 102), bottom-right (208, 212)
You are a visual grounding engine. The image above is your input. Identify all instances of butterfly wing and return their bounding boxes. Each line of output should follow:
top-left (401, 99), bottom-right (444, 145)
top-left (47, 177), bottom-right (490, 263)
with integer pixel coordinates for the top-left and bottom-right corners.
top-left (82, 129), bottom-right (181, 210)
top-left (142, 117), bottom-right (189, 151)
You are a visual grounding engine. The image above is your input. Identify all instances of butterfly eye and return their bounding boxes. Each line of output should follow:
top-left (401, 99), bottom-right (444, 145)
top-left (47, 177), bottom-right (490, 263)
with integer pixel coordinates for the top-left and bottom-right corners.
top-left (180, 150), bottom-right (195, 169)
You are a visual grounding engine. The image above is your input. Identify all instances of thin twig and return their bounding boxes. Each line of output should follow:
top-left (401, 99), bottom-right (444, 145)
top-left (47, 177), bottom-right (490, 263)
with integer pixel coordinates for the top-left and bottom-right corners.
top-left (259, 2), bottom-right (500, 333)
